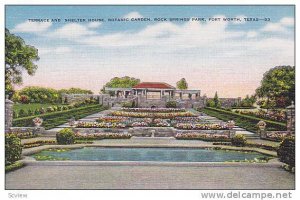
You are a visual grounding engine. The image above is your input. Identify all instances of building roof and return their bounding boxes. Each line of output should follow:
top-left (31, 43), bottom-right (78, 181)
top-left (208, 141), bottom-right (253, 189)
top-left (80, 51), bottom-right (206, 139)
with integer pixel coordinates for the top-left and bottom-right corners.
top-left (132, 82), bottom-right (175, 89)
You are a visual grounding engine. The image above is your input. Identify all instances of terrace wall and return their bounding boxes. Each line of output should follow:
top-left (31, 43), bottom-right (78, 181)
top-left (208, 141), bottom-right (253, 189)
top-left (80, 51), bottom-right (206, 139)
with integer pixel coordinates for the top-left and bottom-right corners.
top-left (73, 127), bottom-right (235, 137)
top-left (61, 93), bottom-right (100, 104)
top-left (137, 95), bottom-right (206, 109)
top-left (8, 127), bottom-right (45, 135)
top-left (208, 97), bottom-right (241, 108)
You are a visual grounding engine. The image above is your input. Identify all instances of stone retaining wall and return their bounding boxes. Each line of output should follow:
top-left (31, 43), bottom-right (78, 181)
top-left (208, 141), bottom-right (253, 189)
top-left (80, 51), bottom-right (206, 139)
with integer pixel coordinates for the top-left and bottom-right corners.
top-left (8, 127), bottom-right (45, 135)
top-left (72, 127), bottom-right (235, 137)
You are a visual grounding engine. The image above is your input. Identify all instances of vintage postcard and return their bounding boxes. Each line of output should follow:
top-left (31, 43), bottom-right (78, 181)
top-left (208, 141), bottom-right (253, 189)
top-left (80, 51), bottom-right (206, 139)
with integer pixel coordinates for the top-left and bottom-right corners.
top-left (4, 4), bottom-right (295, 194)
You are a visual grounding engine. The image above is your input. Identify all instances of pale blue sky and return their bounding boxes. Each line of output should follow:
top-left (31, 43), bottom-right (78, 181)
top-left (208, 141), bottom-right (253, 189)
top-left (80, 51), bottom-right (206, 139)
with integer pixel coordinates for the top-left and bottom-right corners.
top-left (5, 5), bottom-right (295, 97)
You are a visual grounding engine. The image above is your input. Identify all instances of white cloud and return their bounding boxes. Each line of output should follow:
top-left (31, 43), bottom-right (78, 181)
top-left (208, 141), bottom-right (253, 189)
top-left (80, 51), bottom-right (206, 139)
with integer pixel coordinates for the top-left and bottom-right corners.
top-left (87, 22), bottom-right (102, 29)
top-left (262, 22), bottom-right (286, 32)
top-left (280, 17), bottom-right (294, 26)
top-left (261, 17), bottom-right (294, 32)
top-left (123, 11), bottom-right (143, 19)
top-left (12, 21), bottom-right (52, 33)
top-left (49, 23), bottom-right (96, 39)
top-left (246, 31), bottom-right (258, 38)
top-left (79, 15), bottom-right (245, 49)
top-left (38, 46), bottom-right (72, 55)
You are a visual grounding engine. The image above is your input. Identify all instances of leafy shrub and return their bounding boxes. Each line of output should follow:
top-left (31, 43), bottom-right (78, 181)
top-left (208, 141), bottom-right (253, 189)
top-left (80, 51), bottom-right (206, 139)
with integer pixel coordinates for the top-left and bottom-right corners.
top-left (22, 140), bottom-right (56, 148)
top-left (52, 106), bottom-right (58, 111)
top-left (34, 109), bottom-right (41, 115)
top-left (39, 107), bottom-right (46, 114)
top-left (166, 101), bottom-right (177, 108)
top-left (5, 161), bottom-right (25, 173)
top-left (27, 109), bottom-right (33, 116)
top-left (19, 86), bottom-right (60, 103)
top-left (13, 110), bottom-right (18, 118)
top-left (231, 134), bottom-right (247, 147)
top-left (5, 134), bottom-right (22, 165)
top-left (277, 136), bottom-right (295, 167)
top-left (18, 109), bottom-right (27, 117)
top-left (46, 106), bottom-right (54, 112)
top-left (56, 128), bottom-right (75, 145)
top-left (20, 95), bottom-right (29, 103)
top-left (122, 101), bottom-right (134, 108)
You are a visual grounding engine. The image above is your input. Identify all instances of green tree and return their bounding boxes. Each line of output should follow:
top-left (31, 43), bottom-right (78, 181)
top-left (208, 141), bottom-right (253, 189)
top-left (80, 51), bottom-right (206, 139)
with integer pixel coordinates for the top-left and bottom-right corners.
top-left (256, 66), bottom-right (295, 108)
top-left (59, 87), bottom-right (93, 94)
top-left (213, 91), bottom-right (221, 108)
top-left (5, 28), bottom-right (39, 97)
top-left (206, 99), bottom-right (215, 107)
top-left (176, 78), bottom-right (188, 90)
top-left (240, 95), bottom-right (256, 107)
top-left (102, 76), bottom-right (140, 93)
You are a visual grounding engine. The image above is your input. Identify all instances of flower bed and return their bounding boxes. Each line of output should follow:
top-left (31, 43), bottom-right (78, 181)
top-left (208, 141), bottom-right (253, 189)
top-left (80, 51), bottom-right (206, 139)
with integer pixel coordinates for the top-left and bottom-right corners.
top-left (131, 121), bottom-right (149, 127)
top-left (152, 118), bottom-right (170, 127)
top-left (96, 116), bottom-right (129, 123)
top-left (22, 140), bottom-right (56, 149)
top-left (172, 117), bottom-right (205, 123)
top-left (175, 123), bottom-right (229, 130)
top-left (8, 131), bottom-right (37, 139)
top-left (265, 132), bottom-right (291, 142)
top-left (234, 109), bottom-right (286, 122)
top-left (175, 133), bottom-right (230, 141)
top-left (76, 121), bottom-right (127, 129)
top-left (121, 108), bottom-right (186, 113)
top-left (75, 132), bottom-right (132, 140)
top-left (111, 111), bottom-right (196, 118)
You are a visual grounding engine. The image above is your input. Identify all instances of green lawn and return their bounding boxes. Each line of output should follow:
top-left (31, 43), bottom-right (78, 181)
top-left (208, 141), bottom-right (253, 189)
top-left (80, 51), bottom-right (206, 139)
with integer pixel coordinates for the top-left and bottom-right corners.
top-left (13, 103), bottom-right (63, 113)
top-left (13, 104), bottom-right (107, 130)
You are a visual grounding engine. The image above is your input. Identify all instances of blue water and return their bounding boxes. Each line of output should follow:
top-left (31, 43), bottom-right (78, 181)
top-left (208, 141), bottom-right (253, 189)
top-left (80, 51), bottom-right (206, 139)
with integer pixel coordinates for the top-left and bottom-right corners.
top-left (33, 147), bottom-right (269, 162)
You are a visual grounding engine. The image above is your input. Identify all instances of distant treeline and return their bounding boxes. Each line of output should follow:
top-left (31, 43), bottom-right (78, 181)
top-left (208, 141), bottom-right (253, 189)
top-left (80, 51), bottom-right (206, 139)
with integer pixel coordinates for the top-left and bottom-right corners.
top-left (11, 86), bottom-right (93, 104)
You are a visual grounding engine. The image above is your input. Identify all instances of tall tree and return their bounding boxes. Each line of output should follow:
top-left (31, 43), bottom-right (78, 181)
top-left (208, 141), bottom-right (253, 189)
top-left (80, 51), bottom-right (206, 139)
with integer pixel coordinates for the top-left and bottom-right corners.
top-left (213, 91), bottom-right (220, 108)
top-left (102, 76), bottom-right (140, 93)
top-left (255, 66), bottom-right (295, 107)
top-left (5, 28), bottom-right (39, 97)
top-left (176, 78), bottom-right (188, 89)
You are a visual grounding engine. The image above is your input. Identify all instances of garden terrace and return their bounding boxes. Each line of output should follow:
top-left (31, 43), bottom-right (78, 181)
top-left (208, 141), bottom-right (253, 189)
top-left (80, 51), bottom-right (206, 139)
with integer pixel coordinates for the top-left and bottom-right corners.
top-left (175, 133), bottom-right (231, 142)
top-left (175, 123), bottom-right (229, 130)
top-left (13, 105), bottom-right (107, 130)
top-left (121, 108), bottom-right (186, 113)
top-left (75, 132), bottom-right (132, 140)
top-left (202, 107), bottom-right (286, 132)
top-left (110, 110), bottom-right (196, 118)
top-left (233, 109), bottom-right (286, 122)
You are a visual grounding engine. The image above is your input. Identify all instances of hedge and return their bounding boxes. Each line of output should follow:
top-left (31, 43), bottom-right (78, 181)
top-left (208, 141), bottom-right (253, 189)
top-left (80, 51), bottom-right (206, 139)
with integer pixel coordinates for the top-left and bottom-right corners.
top-left (5, 134), bottom-right (22, 165)
top-left (13, 105), bottom-right (107, 130)
top-left (202, 107), bottom-right (286, 132)
top-left (5, 161), bottom-right (25, 173)
top-left (277, 137), bottom-right (295, 167)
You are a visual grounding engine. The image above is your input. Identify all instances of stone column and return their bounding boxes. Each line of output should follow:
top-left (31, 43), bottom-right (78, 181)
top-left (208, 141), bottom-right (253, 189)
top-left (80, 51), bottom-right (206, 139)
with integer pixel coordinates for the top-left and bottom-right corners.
top-left (286, 102), bottom-right (295, 134)
top-left (5, 97), bottom-right (14, 132)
